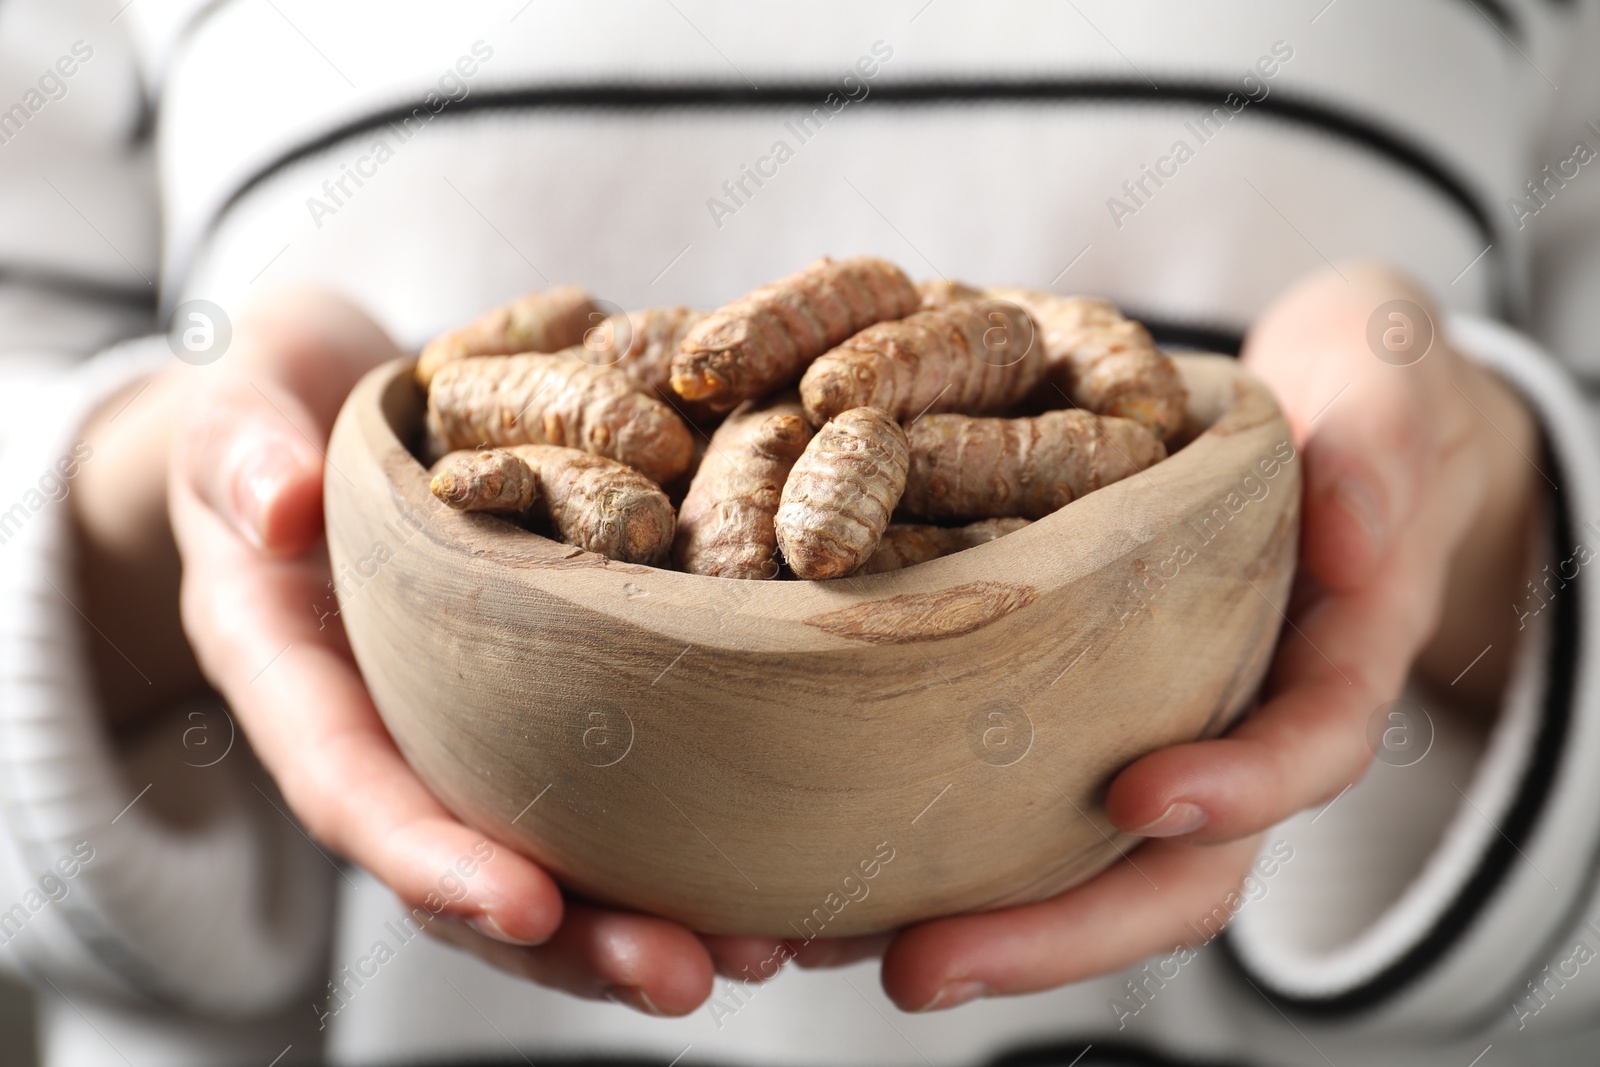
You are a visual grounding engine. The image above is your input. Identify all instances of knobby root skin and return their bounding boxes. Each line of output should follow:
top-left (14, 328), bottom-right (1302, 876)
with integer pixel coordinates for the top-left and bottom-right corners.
top-left (587, 306), bottom-right (705, 404)
top-left (916, 278), bottom-right (984, 309)
top-left (428, 449), bottom-right (538, 513)
top-left (416, 264), bottom-right (1182, 577)
top-left (416, 284), bottom-right (597, 387)
top-left (430, 446), bottom-right (675, 565)
top-left (861, 517), bottom-right (1031, 575)
top-left (775, 407), bottom-right (910, 580)
top-left (987, 286), bottom-right (1187, 441)
top-left (670, 256), bottom-right (920, 411)
top-left (901, 410), bottom-right (1166, 521)
top-left (673, 394), bottom-right (814, 580)
top-left (426, 351), bottom-right (695, 485)
top-left (799, 299), bottom-right (1045, 425)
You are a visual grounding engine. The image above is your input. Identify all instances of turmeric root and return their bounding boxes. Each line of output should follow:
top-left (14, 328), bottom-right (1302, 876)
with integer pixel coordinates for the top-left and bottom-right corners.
top-left (775, 407), bottom-right (909, 580)
top-left (671, 256), bottom-right (920, 411)
top-left (416, 285), bottom-right (597, 387)
top-left (584, 306), bottom-right (705, 402)
top-left (430, 446), bottom-right (675, 565)
top-left (426, 352), bottom-right (695, 485)
top-left (987, 287), bottom-right (1187, 440)
top-left (673, 394), bottom-right (814, 579)
top-left (429, 447), bottom-right (539, 513)
top-left (862, 517), bottom-right (1030, 574)
top-left (900, 410), bottom-right (1166, 521)
top-left (916, 278), bottom-right (984, 309)
top-left (799, 300), bottom-right (1044, 425)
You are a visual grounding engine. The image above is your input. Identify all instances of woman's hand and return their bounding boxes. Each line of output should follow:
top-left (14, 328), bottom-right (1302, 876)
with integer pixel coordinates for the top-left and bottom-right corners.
top-left (876, 261), bottom-right (1543, 1011)
top-left (166, 288), bottom-right (783, 1015)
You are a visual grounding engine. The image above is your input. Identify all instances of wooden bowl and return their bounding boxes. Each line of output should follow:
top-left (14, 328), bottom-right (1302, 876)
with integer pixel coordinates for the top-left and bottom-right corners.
top-left (325, 355), bottom-right (1299, 937)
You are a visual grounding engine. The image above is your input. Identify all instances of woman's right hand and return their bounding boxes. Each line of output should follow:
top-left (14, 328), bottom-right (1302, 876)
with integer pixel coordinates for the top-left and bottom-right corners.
top-left (166, 288), bottom-right (787, 1015)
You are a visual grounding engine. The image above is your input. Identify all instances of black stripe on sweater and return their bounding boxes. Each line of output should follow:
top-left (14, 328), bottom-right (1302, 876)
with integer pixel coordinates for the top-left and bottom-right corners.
top-left (1133, 314), bottom-right (1245, 357)
top-left (389, 1041), bottom-right (1260, 1067)
top-left (990, 1040), bottom-right (1258, 1066)
top-left (0, 264), bottom-right (156, 310)
top-left (1454, 0), bottom-right (1521, 40)
top-left (184, 80), bottom-right (1500, 294)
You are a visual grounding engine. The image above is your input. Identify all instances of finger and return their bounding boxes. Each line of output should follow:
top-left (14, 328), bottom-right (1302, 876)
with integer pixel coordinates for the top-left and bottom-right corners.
top-left (227, 286), bottom-right (409, 429)
top-left (425, 905), bottom-right (715, 1016)
top-left (701, 931), bottom-right (892, 979)
top-left (1105, 439), bottom-right (1484, 842)
top-left (788, 933), bottom-right (893, 969)
top-left (183, 378), bottom-right (328, 554)
top-left (170, 474), bottom-right (563, 946)
top-left (702, 935), bottom-right (793, 982)
top-left (881, 837), bottom-right (1260, 1012)
top-left (169, 292), bottom-right (563, 945)
top-left (179, 290), bottom-right (405, 554)
top-left (697, 929), bottom-right (893, 982)
top-left (1242, 263), bottom-right (1461, 590)
top-left (1298, 370), bottom-right (1425, 591)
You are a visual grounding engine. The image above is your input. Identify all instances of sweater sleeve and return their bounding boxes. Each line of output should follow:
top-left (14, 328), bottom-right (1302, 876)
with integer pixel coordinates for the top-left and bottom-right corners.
top-left (0, 340), bottom-right (336, 1017)
top-left (1224, 314), bottom-right (1600, 1033)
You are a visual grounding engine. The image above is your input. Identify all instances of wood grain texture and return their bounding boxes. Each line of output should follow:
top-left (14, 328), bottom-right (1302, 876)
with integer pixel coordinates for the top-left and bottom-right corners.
top-left (325, 355), bottom-right (1300, 937)
top-left (805, 581), bottom-right (1038, 644)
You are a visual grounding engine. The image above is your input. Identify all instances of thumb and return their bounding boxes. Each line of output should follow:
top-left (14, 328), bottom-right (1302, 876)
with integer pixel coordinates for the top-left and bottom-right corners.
top-left (179, 379), bottom-right (327, 556)
top-left (173, 288), bottom-right (406, 556)
top-left (1243, 264), bottom-right (1441, 590)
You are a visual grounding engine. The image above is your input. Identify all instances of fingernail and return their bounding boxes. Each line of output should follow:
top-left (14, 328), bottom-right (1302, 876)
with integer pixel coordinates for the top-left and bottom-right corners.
top-left (467, 912), bottom-right (544, 947)
top-left (917, 980), bottom-right (992, 1012)
top-left (1131, 801), bottom-right (1208, 838)
top-left (604, 985), bottom-right (665, 1016)
top-left (1334, 476), bottom-right (1386, 560)
top-left (230, 441), bottom-right (303, 549)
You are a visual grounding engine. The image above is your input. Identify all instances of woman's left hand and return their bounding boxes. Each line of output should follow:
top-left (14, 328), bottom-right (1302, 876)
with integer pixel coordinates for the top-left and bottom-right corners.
top-left (871, 262), bottom-right (1542, 1011)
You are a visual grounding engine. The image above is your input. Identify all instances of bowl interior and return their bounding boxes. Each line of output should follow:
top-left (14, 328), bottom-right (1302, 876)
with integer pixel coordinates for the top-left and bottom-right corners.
top-left (367, 354), bottom-right (1249, 616)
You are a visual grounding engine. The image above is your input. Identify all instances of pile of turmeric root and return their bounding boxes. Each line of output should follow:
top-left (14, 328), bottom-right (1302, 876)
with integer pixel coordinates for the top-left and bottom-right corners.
top-left (418, 256), bottom-right (1187, 580)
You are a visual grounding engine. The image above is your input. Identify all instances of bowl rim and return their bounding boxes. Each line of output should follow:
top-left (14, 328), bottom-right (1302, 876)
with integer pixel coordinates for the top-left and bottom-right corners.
top-left (333, 353), bottom-right (1289, 651)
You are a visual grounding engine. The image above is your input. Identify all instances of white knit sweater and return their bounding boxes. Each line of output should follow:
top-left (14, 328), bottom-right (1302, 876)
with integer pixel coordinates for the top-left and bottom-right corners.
top-left (4, 1), bottom-right (1600, 1065)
